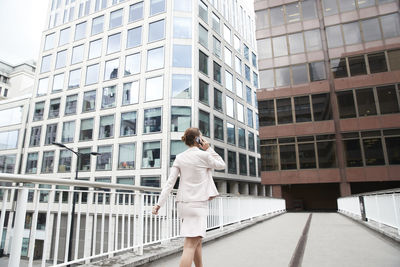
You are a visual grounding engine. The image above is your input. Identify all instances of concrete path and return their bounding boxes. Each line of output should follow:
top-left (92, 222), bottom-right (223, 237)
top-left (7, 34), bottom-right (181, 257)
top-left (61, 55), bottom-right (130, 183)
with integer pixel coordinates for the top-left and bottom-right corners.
top-left (142, 212), bottom-right (400, 267)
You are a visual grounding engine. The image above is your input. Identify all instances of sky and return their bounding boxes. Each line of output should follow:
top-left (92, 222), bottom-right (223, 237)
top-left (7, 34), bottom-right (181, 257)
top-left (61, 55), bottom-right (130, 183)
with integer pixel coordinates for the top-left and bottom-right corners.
top-left (0, 0), bottom-right (49, 65)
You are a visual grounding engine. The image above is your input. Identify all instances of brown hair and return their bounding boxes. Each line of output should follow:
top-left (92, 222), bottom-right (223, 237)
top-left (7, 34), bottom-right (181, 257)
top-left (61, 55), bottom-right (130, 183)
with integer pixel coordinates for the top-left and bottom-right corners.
top-left (181, 127), bottom-right (201, 146)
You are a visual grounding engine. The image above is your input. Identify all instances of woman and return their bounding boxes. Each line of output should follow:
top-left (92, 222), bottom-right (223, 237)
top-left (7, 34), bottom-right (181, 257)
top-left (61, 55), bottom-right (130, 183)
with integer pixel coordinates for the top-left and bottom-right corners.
top-left (152, 127), bottom-right (226, 267)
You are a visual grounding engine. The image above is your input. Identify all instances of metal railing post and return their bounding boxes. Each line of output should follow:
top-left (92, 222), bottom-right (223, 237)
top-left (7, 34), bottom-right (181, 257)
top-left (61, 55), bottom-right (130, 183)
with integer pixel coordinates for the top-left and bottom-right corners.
top-left (219, 197), bottom-right (224, 230)
top-left (137, 192), bottom-right (144, 255)
top-left (9, 187), bottom-right (28, 267)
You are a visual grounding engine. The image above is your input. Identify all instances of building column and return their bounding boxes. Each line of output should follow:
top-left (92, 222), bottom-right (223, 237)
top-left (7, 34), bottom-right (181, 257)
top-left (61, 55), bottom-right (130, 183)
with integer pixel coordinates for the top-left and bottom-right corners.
top-left (217, 180), bottom-right (227, 194)
top-left (239, 183), bottom-right (249, 195)
top-left (340, 182), bottom-right (351, 197)
top-left (230, 181), bottom-right (239, 194)
top-left (271, 185), bottom-right (282, 198)
top-left (249, 184), bottom-right (258, 196)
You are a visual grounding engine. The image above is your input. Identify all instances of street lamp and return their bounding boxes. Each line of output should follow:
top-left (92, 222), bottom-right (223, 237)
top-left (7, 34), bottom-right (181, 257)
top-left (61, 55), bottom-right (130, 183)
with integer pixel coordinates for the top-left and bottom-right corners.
top-left (52, 142), bottom-right (100, 264)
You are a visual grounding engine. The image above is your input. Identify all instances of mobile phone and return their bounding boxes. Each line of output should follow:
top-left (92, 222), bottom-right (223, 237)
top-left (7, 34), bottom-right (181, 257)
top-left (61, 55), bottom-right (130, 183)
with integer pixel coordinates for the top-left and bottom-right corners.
top-left (195, 137), bottom-right (203, 145)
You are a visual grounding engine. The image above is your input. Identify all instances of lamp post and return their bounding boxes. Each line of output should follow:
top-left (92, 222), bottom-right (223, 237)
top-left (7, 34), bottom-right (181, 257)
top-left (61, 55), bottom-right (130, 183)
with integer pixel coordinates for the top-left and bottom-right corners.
top-left (52, 142), bottom-right (100, 264)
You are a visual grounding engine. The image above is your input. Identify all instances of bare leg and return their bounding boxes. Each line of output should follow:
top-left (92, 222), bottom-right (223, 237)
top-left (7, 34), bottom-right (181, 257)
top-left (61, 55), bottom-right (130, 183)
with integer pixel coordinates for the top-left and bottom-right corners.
top-left (193, 239), bottom-right (203, 267)
top-left (179, 237), bottom-right (202, 267)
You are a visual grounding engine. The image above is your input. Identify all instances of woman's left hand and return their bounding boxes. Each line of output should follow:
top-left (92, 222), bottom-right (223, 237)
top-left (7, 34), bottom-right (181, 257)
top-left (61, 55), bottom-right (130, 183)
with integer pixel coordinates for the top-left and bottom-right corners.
top-left (152, 205), bottom-right (160, 215)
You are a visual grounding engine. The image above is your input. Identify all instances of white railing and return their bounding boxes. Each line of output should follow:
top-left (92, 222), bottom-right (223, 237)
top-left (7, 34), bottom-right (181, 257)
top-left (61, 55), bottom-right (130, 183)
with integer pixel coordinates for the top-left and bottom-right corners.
top-left (0, 174), bottom-right (286, 267)
top-left (337, 190), bottom-right (400, 236)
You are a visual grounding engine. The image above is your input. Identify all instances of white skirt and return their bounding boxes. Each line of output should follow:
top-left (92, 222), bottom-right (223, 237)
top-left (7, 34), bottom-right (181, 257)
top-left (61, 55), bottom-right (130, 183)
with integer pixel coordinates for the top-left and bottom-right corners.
top-left (177, 200), bottom-right (208, 238)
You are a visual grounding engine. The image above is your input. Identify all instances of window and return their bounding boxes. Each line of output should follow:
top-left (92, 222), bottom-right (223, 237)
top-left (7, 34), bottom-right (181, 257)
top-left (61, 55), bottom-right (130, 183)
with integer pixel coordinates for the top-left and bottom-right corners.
top-left (174, 0), bottom-right (191, 11)
top-left (302, 0), bottom-right (317, 19)
top-left (171, 107), bottom-right (191, 132)
top-left (68, 68), bottom-right (81, 89)
top-left (288, 33), bottom-right (304, 55)
top-left (235, 57), bottom-right (241, 74)
top-left (124, 53), bottom-right (141, 76)
top-left (49, 98), bottom-right (60, 118)
top-left (388, 49), bottom-right (400, 71)
top-left (65, 94), bottom-right (77, 115)
top-left (214, 88), bottom-right (223, 111)
top-left (147, 47), bottom-right (164, 71)
top-left (78, 148), bottom-right (91, 171)
top-left (150, 0), bottom-right (165, 15)
top-left (275, 67), bottom-right (290, 87)
top-left (248, 132), bottom-right (255, 151)
top-left (0, 130), bottom-right (18, 150)
top-left (40, 55), bottom-right (52, 73)
top-left (129, 2), bottom-right (143, 22)
top-left (96, 146), bottom-right (112, 170)
top-left (225, 71), bottom-right (233, 92)
top-left (368, 52), bottom-right (387, 73)
top-left (41, 151), bottom-right (54, 173)
top-left (119, 143), bottom-right (136, 169)
top-left (91, 15), bottom-right (104, 35)
top-left (381, 13), bottom-right (400, 39)
top-left (142, 141), bottom-right (161, 168)
top-left (26, 153), bottom-right (38, 173)
top-left (326, 25), bottom-right (343, 48)
top-left (74, 22), bottom-right (86, 41)
top-left (239, 154), bottom-right (247, 175)
top-left (199, 50), bottom-right (208, 74)
top-left (317, 139), bottom-right (337, 168)
top-left (174, 17), bottom-right (192, 39)
top-left (198, 0), bottom-right (208, 22)
top-left (59, 27), bottom-right (71, 46)
top-left (45, 124), bottom-right (57, 145)
top-left (247, 108), bottom-right (254, 128)
top-left (88, 39), bottom-right (102, 59)
top-left (227, 122), bottom-right (235, 145)
top-left (343, 136), bottom-right (363, 167)
top-left (122, 81), bottom-right (139, 105)
top-left (212, 13), bottom-right (220, 33)
top-left (30, 126), bottom-right (41, 146)
top-left (214, 146), bottom-right (225, 172)
top-left (144, 107), bottom-right (161, 133)
top-left (337, 91), bottom-right (356, 118)
top-left (226, 96), bottom-right (234, 117)
top-left (104, 58), bottom-right (119, 80)
top-left (309, 61), bottom-right (326, 81)
top-left (199, 79), bottom-right (209, 104)
top-left (99, 115), bottom-right (114, 139)
top-left (256, 9), bottom-right (269, 29)
top-left (361, 18), bottom-right (382, 42)
top-left (386, 135), bottom-right (400, 164)
top-left (237, 128), bottom-right (245, 148)
top-left (348, 55), bottom-right (367, 76)
top-left (246, 86), bottom-right (252, 105)
top-left (213, 116), bottom-right (224, 141)
top-left (199, 110), bottom-right (210, 137)
top-left (298, 141), bottom-right (316, 169)
top-left (357, 0), bottom-right (375, 8)
top-left (223, 25), bottom-right (231, 43)
top-left (107, 33), bottom-right (121, 54)
top-left (356, 88), bottom-right (377, 116)
top-left (261, 141), bottom-right (279, 171)
top-left (80, 118), bottom-right (94, 141)
top-left (234, 35), bottom-right (241, 52)
top-left (52, 73), bottom-right (64, 92)
top-left (312, 93), bottom-right (332, 121)
top-left (294, 96), bottom-right (311, 123)
top-left (170, 141), bottom-right (186, 166)
top-left (82, 90), bottom-right (96, 112)
top-left (257, 38), bottom-right (272, 59)
top-left (86, 63), bottom-right (100, 85)
top-left (245, 65), bottom-right (251, 82)
top-left (172, 74), bottom-right (191, 98)
top-left (44, 33), bottom-right (55, 50)
top-left (109, 9), bottom-right (123, 29)
top-left (148, 20), bottom-right (165, 42)
top-left (173, 45), bottom-right (192, 68)
top-left (304, 29), bottom-right (322, 51)
top-left (118, 111), bottom-right (137, 136)
top-left (244, 45), bottom-right (249, 60)
top-left (61, 121), bottom-right (75, 143)
top-left (292, 64), bottom-right (308, 85)
top-left (33, 102), bottom-right (45, 121)
top-left (58, 150), bottom-right (72, 172)
top-left (141, 176), bottom-right (160, 187)
top-left (237, 103), bottom-right (244, 123)
top-left (213, 37), bottom-right (221, 58)
top-left (331, 58), bottom-right (348, 78)
top-left (362, 135), bottom-right (384, 166)
top-left (227, 151), bottom-right (237, 174)
top-left (37, 78), bottom-right (48, 96)
top-left (322, 0), bottom-right (338, 16)
top-left (145, 76), bottom-right (163, 102)
top-left (280, 141), bottom-right (297, 170)
top-left (224, 47), bottom-right (232, 66)
top-left (277, 98), bottom-right (293, 124)
top-left (213, 62), bottom-right (221, 83)
top-left (252, 53), bottom-right (257, 68)
top-left (343, 22), bottom-right (361, 45)
top-left (377, 85), bottom-right (399, 114)
top-left (126, 26), bottom-right (142, 48)
top-left (199, 24), bottom-right (208, 48)
top-left (101, 85), bottom-right (116, 109)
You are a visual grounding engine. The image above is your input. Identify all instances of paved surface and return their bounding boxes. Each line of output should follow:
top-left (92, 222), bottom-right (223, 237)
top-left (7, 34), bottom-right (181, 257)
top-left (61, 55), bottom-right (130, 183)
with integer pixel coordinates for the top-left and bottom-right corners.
top-left (142, 212), bottom-right (400, 267)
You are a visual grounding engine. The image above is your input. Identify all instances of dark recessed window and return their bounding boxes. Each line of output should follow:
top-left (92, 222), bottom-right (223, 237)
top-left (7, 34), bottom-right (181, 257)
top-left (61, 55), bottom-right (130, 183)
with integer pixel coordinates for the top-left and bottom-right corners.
top-left (356, 88), bottom-right (377, 116)
top-left (276, 98), bottom-right (293, 124)
top-left (312, 93), bottom-right (332, 121)
top-left (348, 55), bottom-right (367, 76)
top-left (259, 100), bottom-right (275, 126)
top-left (343, 139), bottom-right (363, 167)
top-left (213, 61), bottom-right (221, 83)
top-left (239, 153), bottom-right (247, 175)
top-left (337, 91), bottom-right (356, 118)
top-left (385, 136), bottom-right (400, 164)
top-left (199, 109), bottom-right (210, 137)
top-left (368, 52), bottom-right (387, 73)
top-left (214, 116), bottom-right (224, 141)
top-left (261, 143), bottom-right (279, 171)
top-left (317, 141), bottom-right (337, 168)
top-left (309, 61), bottom-right (326, 81)
top-left (330, 58), bottom-right (348, 78)
top-left (279, 144), bottom-right (297, 170)
top-left (227, 150), bottom-right (237, 174)
top-left (199, 79), bottom-right (209, 105)
top-left (376, 85), bottom-right (399, 114)
top-left (294, 96), bottom-right (311, 123)
top-left (388, 49), bottom-right (400, 71)
top-left (214, 88), bottom-right (223, 111)
top-left (298, 143), bottom-right (316, 169)
top-left (362, 137), bottom-right (385, 166)
top-left (199, 50), bottom-right (208, 75)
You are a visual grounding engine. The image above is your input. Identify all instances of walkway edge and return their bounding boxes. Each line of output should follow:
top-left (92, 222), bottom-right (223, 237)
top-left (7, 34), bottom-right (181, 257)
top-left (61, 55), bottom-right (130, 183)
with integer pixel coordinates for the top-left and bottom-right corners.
top-left (337, 211), bottom-right (400, 244)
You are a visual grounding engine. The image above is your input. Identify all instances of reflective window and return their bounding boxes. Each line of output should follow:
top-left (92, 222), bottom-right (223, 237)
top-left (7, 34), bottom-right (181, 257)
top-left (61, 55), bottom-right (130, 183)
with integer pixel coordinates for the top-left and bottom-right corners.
top-left (142, 141), bottom-right (161, 168)
top-left (275, 67), bottom-right (290, 87)
top-left (62, 121), bottom-right (75, 143)
top-left (129, 2), bottom-right (143, 22)
top-left (225, 71), bottom-right (233, 92)
top-left (109, 9), bottom-right (123, 29)
top-left (171, 106), bottom-right (191, 132)
top-left (174, 0), bottom-right (191, 11)
top-left (292, 64), bottom-right (308, 85)
top-left (44, 33), bottom-right (55, 50)
top-left (91, 15), bottom-right (104, 35)
top-left (141, 176), bottom-right (160, 187)
top-left (78, 148), bottom-right (91, 171)
top-left (68, 68), bottom-right (81, 89)
top-left (224, 47), bottom-right (232, 66)
top-left (322, 0), bottom-right (338, 16)
top-left (348, 55), bottom-right (367, 76)
top-left (255, 9), bottom-right (268, 29)
top-left (245, 65), bottom-right (251, 82)
top-left (238, 127), bottom-right (246, 148)
top-left (82, 90), bottom-right (96, 112)
top-left (259, 69), bottom-right (274, 89)
top-left (338, 0), bottom-right (355, 12)
top-left (148, 19), bottom-right (165, 42)
top-left (302, 0), bottom-right (317, 20)
top-left (80, 118), bottom-right (93, 140)
top-left (199, 50), bottom-right (208, 74)
top-left (144, 107), bottom-right (162, 133)
top-left (102, 85), bottom-right (116, 108)
top-left (122, 81), bottom-right (139, 105)
top-left (127, 26), bottom-right (142, 48)
top-left (277, 98), bottom-right (293, 124)
top-left (235, 57), bottom-right (242, 75)
top-left (223, 24), bottom-right (231, 44)
top-left (343, 22), bottom-right (361, 45)
top-left (173, 45), bottom-right (192, 68)
top-left (55, 50), bottom-right (67, 69)
top-left (170, 141), bottom-right (187, 166)
top-left (234, 35), bottom-right (241, 52)
top-left (26, 153), bottom-right (38, 173)
top-left (199, 109), bottom-right (210, 137)
top-left (40, 55), bottom-right (52, 73)
top-left (368, 52), bottom-right (387, 73)
top-left (361, 18), bottom-right (382, 42)
top-left (88, 39), bottom-right (102, 59)
top-left (147, 47), bottom-right (164, 71)
top-left (227, 122), bottom-right (235, 145)
top-left (214, 147), bottom-right (225, 173)
top-left (246, 86), bottom-right (252, 105)
top-left (58, 150), bottom-right (72, 172)
top-left (59, 27), bottom-right (70, 46)
top-left (96, 146), bottom-right (112, 170)
top-left (71, 44), bottom-right (84, 64)
top-left (29, 127), bottom-right (41, 146)
top-left (377, 85), bottom-right (399, 114)
top-left (226, 96), bottom-right (234, 117)
top-left (381, 13), bottom-right (400, 39)
top-left (119, 143), bottom-right (136, 169)
top-left (288, 33), bottom-right (304, 54)
top-left (337, 91), bottom-right (356, 118)
top-left (247, 108), bottom-right (253, 128)
top-left (33, 102), bottom-right (45, 121)
top-left (227, 151), bottom-right (237, 174)
top-left (305, 29), bottom-right (322, 51)
top-left (213, 62), bottom-right (221, 83)
top-left (236, 79), bottom-right (243, 98)
top-left (286, 3), bottom-right (300, 23)
top-left (214, 88), bottom-right (223, 112)
top-left (326, 25), bottom-right (343, 48)
top-left (172, 74), bottom-right (192, 98)
top-left (199, 0), bottom-right (208, 22)
top-left (331, 58), bottom-right (348, 78)
top-left (199, 24), bottom-right (208, 48)
top-left (244, 45), bottom-right (249, 60)
top-left (65, 94), bottom-right (77, 115)
top-left (239, 153), bottom-right (247, 175)
top-left (257, 38), bottom-right (272, 58)
top-left (74, 22), bottom-right (86, 41)
top-left (312, 93), bottom-right (332, 121)
top-left (174, 17), bottom-right (192, 39)
top-left (48, 98), bottom-right (60, 118)
top-left (309, 61), bottom-right (326, 81)
top-left (86, 63), bottom-right (100, 85)
top-left (272, 36), bottom-right (288, 57)
top-left (104, 58), bottom-right (119, 80)
top-left (145, 76), bottom-right (163, 102)
top-left (0, 130), bottom-right (18, 150)
top-left (45, 124), bottom-right (57, 144)
top-left (0, 107), bottom-right (22, 127)
top-left (213, 36), bottom-right (221, 58)
top-left (53, 73), bottom-right (65, 92)
top-left (107, 33), bottom-right (121, 54)
top-left (248, 132), bottom-right (255, 151)
top-left (125, 53), bottom-right (141, 76)
top-left (357, 0), bottom-right (375, 8)
top-left (237, 102), bottom-right (244, 123)
top-left (252, 53), bottom-right (257, 68)
top-left (212, 13), bottom-right (220, 33)
top-left (199, 79), bottom-right (209, 105)
top-left (150, 0), bottom-right (165, 16)
top-left (214, 116), bottom-right (224, 141)
top-left (388, 49), bottom-right (400, 71)
top-left (356, 88), bottom-right (377, 116)
top-left (270, 6), bottom-right (284, 26)
top-left (99, 115), bottom-right (114, 139)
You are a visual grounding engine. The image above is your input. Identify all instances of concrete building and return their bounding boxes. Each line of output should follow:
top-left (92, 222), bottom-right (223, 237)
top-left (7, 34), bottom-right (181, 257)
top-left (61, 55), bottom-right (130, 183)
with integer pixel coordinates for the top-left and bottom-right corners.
top-left (0, 60), bottom-right (36, 100)
top-left (22, 0), bottom-right (267, 196)
top-left (254, 0), bottom-right (400, 210)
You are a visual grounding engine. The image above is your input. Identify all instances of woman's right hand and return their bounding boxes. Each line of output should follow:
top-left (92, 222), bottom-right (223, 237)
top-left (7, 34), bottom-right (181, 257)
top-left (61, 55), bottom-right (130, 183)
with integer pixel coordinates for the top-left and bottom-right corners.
top-left (199, 137), bottom-right (210, 150)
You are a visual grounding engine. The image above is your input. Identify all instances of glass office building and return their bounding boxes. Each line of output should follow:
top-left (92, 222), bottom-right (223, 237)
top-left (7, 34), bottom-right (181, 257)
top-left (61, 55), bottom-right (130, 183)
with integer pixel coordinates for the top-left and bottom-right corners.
top-left (255, 0), bottom-right (400, 210)
top-left (24, 0), bottom-right (266, 196)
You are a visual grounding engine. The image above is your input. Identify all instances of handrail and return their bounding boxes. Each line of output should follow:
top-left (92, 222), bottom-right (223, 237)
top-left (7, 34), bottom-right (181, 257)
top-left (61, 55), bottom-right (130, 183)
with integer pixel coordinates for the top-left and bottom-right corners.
top-left (339, 188), bottom-right (400, 198)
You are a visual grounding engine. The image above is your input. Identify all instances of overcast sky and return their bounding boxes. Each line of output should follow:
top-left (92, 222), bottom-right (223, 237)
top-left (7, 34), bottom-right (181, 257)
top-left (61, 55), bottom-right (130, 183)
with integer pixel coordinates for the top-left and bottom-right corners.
top-left (0, 0), bottom-right (49, 65)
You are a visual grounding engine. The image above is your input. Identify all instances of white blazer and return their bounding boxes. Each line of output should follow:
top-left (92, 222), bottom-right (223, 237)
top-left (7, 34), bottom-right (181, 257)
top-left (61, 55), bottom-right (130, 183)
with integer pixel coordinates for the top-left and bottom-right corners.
top-left (157, 146), bottom-right (226, 207)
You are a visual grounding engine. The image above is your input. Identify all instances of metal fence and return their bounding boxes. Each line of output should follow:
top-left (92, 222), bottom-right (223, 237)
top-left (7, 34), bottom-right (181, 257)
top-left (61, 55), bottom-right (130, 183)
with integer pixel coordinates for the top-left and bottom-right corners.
top-left (337, 189), bottom-right (400, 236)
top-left (0, 174), bottom-right (286, 267)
